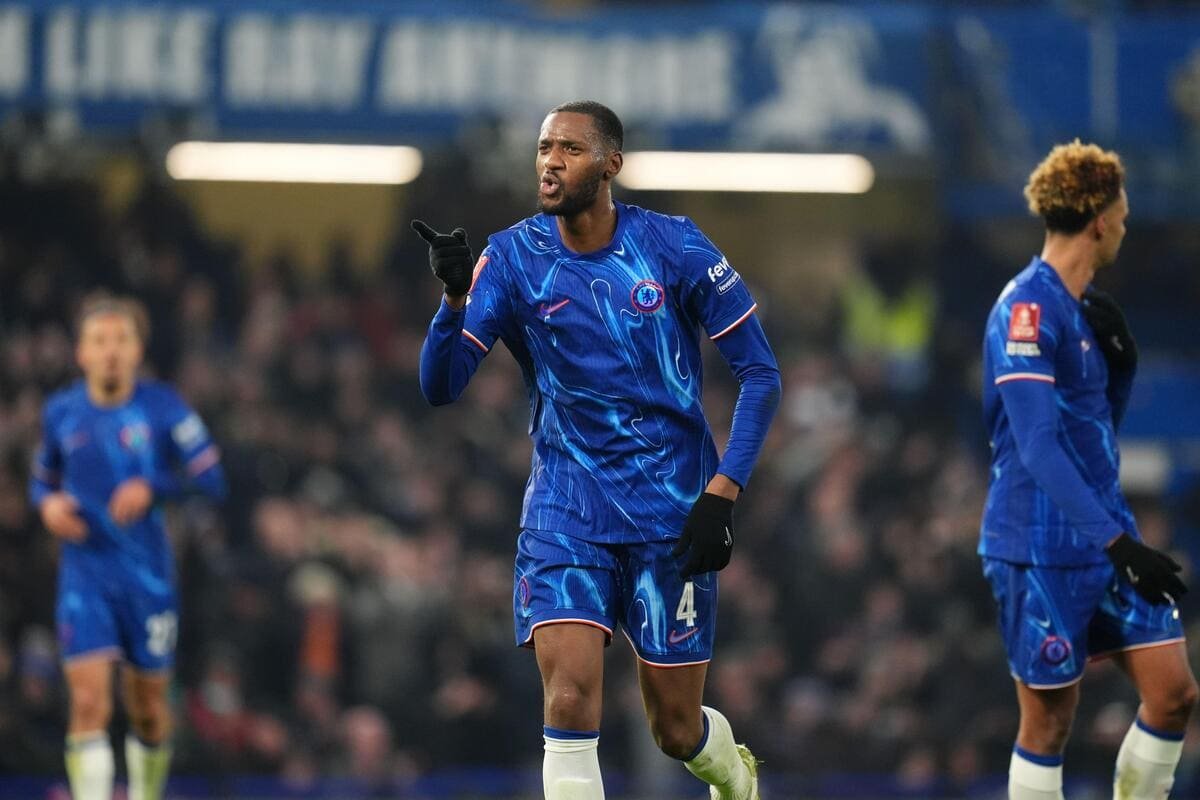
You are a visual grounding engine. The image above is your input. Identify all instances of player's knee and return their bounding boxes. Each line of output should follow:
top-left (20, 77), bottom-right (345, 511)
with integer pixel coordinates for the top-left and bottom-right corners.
top-left (650, 720), bottom-right (702, 760)
top-left (1148, 675), bottom-right (1199, 724)
top-left (1020, 708), bottom-right (1074, 752)
top-left (129, 705), bottom-right (171, 744)
top-left (69, 685), bottom-right (112, 730)
top-left (1044, 710), bottom-right (1073, 746)
top-left (647, 707), bottom-right (704, 760)
top-left (126, 692), bottom-right (171, 743)
top-left (1180, 678), bottom-right (1200, 716)
top-left (544, 681), bottom-right (600, 729)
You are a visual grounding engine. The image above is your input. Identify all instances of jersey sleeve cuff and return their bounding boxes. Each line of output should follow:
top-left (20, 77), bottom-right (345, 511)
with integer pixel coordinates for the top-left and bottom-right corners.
top-left (1088, 521), bottom-right (1126, 548)
top-left (434, 297), bottom-right (467, 322)
top-left (994, 372), bottom-right (1055, 385)
top-left (714, 460), bottom-right (752, 491)
top-left (709, 304), bottom-right (758, 341)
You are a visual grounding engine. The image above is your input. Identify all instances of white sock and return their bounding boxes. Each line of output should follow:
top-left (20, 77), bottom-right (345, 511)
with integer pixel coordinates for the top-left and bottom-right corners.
top-left (65, 732), bottom-right (114, 800)
top-left (1010, 747), bottom-right (1065, 800)
top-left (543, 727), bottom-right (604, 800)
top-left (125, 735), bottom-right (172, 800)
top-left (684, 706), bottom-right (753, 800)
top-left (1113, 718), bottom-right (1185, 800)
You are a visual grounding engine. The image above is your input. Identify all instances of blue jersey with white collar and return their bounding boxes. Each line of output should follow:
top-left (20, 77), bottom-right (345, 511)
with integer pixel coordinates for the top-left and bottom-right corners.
top-left (30, 379), bottom-right (226, 594)
top-left (420, 202), bottom-right (780, 544)
top-left (981, 257), bottom-right (1136, 566)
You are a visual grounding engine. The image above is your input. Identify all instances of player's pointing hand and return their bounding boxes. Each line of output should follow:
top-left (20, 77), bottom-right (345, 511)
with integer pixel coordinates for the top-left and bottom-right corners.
top-left (412, 219), bottom-right (474, 299)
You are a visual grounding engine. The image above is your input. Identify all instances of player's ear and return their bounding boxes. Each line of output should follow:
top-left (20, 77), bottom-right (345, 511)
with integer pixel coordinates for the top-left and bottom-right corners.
top-left (605, 151), bottom-right (623, 181)
top-left (1090, 213), bottom-right (1105, 241)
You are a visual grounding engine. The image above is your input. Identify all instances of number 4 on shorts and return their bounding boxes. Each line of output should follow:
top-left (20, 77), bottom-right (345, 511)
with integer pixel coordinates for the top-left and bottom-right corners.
top-left (676, 581), bottom-right (697, 628)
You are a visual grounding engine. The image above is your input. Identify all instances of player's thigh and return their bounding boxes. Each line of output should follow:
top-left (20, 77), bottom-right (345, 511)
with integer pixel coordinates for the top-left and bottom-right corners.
top-left (1111, 641), bottom-right (1198, 717)
top-left (533, 623), bottom-right (608, 691)
top-left (514, 529), bottom-right (620, 649)
top-left (982, 558), bottom-right (1109, 689)
top-left (116, 583), bottom-right (179, 672)
top-left (637, 660), bottom-right (707, 731)
top-left (1015, 678), bottom-right (1081, 737)
top-left (618, 540), bottom-right (716, 668)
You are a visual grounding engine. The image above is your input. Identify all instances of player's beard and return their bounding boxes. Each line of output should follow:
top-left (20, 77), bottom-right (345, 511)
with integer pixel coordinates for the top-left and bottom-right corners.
top-left (538, 168), bottom-right (603, 218)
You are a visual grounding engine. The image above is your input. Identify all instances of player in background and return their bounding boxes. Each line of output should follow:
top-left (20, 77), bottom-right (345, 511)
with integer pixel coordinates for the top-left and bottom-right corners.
top-left (981, 141), bottom-right (1196, 800)
top-left (415, 101), bottom-right (780, 799)
top-left (29, 294), bottom-right (227, 800)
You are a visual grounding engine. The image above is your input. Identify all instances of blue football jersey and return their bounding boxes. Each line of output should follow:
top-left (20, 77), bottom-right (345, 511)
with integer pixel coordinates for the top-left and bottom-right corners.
top-left (31, 379), bottom-right (224, 594)
top-left (980, 257), bottom-right (1135, 566)
top-left (456, 203), bottom-right (760, 544)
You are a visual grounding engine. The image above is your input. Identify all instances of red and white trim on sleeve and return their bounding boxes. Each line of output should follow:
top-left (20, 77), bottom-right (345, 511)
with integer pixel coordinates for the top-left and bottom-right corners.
top-left (462, 329), bottom-right (489, 353)
top-left (709, 303), bottom-right (758, 341)
top-left (186, 445), bottom-right (221, 477)
top-left (467, 255), bottom-right (490, 294)
top-left (994, 372), bottom-right (1055, 386)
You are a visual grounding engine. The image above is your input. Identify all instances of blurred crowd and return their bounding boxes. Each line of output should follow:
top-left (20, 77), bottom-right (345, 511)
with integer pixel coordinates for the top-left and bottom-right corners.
top-left (1, 162), bottom-right (1199, 799)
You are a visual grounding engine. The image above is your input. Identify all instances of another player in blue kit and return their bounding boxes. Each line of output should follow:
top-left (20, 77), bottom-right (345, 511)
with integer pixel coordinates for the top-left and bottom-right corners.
top-left (981, 142), bottom-right (1196, 800)
top-left (416, 101), bottom-right (780, 799)
top-left (29, 295), bottom-right (226, 800)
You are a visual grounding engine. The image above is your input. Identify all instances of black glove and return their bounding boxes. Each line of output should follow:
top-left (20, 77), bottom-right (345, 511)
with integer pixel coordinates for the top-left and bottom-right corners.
top-left (672, 493), bottom-right (735, 578)
top-left (1106, 533), bottom-right (1187, 605)
top-left (411, 219), bottom-right (473, 298)
top-left (1082, 287), bottom-right (1138, 375)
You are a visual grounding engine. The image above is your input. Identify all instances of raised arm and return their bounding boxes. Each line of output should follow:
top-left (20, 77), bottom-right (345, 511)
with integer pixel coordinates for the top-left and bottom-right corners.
top-left (412, 220), bottom-right (510, 406)
top-left (419, 299), bottom-right (490, 405)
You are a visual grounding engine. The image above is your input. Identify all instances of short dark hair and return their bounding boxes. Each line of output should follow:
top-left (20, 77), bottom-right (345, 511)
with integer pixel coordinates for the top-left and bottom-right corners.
top-left (77, 291), bottom-right (151, 343)
top-left (550, 100), bottom-right (623, 153)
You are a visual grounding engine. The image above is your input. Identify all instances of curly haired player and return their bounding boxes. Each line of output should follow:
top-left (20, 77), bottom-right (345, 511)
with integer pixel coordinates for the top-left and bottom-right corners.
top-left (981, 141), bottom-right (1196, 800)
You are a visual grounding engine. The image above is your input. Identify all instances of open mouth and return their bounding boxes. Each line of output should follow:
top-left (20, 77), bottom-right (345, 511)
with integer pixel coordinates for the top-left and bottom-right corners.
top-left (540, 173), bottom-right (561, 197)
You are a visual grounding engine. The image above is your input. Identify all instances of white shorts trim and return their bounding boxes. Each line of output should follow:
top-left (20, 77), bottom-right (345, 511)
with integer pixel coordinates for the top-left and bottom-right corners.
top-left (62, 646), bottom-right (123, 665)
top-left (1089, 636), bottom-right (1187, 662)
top-left (522, 618), bottom-right (614, 647)
top-left (620, 628), bottom-right (711, 669)
top-left (1013, 671), bottom-right (1084, 690)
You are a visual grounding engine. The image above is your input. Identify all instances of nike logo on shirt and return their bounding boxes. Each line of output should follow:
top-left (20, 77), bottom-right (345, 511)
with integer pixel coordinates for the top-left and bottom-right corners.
top-left (538, 299), bottom-right (571, 318)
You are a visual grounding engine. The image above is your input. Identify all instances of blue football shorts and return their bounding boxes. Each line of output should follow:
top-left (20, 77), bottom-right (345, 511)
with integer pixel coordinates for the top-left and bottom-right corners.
top-left (514, 528), bottom-right (716, 667)
top-left (983, 557), bottom-right (1185, 688)
top-left (57, 579), bottom-right (178, 671)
